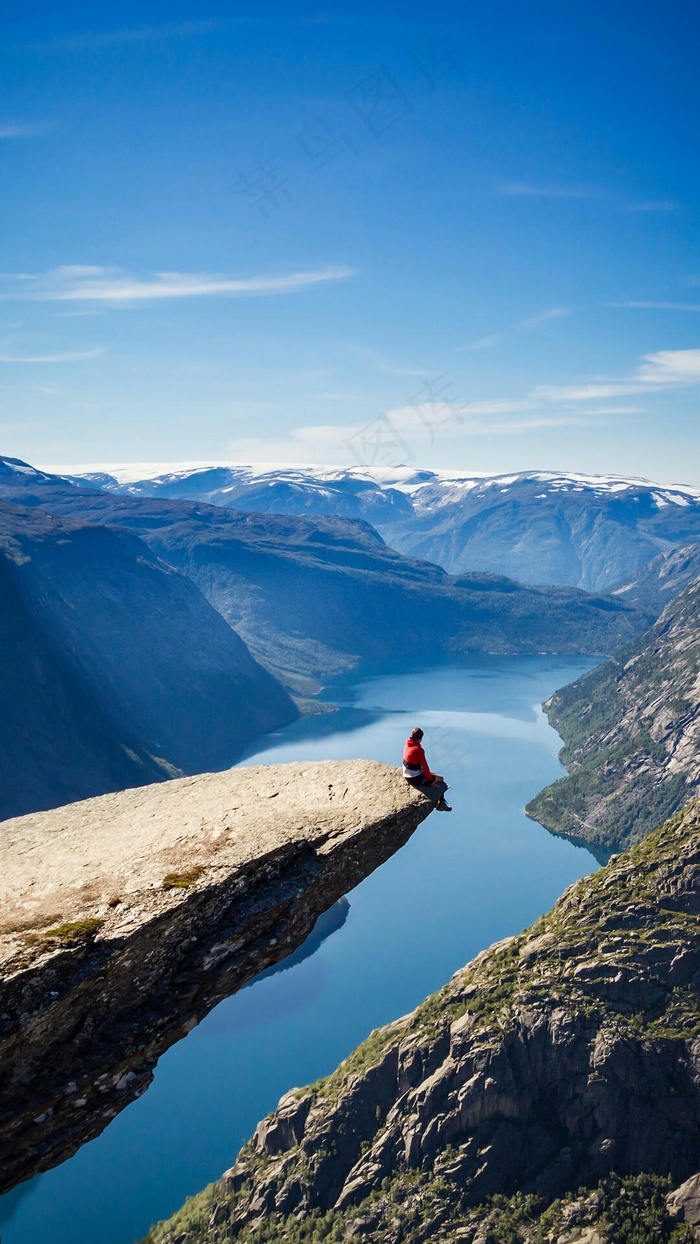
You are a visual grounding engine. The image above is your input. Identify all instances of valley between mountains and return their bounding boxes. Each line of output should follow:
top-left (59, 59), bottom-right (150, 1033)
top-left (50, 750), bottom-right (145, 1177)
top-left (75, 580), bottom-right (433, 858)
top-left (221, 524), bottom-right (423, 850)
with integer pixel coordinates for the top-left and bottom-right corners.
top-left (0, 455), bottom-right (646, 818)
top-left (2, 453), bottom-right (700, 1244)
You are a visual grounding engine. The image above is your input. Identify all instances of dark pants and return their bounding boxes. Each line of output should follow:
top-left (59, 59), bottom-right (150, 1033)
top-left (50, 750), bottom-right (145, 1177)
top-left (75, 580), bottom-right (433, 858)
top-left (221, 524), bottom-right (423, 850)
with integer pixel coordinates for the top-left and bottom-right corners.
top-left (405, 777), bottom-right (448, 806)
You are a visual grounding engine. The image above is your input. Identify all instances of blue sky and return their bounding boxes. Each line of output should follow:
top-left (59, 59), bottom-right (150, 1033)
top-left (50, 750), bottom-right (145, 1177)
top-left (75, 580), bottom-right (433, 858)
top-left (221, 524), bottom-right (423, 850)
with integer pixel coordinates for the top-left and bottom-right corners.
top-left (1, 0), bottom-right (699, 482)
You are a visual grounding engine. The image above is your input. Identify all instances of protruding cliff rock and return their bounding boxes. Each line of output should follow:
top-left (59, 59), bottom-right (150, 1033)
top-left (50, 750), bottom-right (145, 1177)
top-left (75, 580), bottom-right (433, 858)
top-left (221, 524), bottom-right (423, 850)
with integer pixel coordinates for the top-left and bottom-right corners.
top-left (144, 801), bottom-right (700, 1244)
top-left (0, 760), bottom-right (432, 1192)
top-left (527, 577), bottom-right (700, 855)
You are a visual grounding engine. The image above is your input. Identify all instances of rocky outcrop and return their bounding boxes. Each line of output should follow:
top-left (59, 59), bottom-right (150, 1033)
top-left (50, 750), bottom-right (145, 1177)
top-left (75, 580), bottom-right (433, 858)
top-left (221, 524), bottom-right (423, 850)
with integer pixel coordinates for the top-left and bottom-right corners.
top-left (0, 760), bottom-right (431, 1192)
top-left (527, 577), bottom-right (700, 855)
top-left (613, 543), bottom-right (700, 618)
top-left (0, 496), bottom-right (296, 818)
top-left (143, 801), bottom-right (700, 1244)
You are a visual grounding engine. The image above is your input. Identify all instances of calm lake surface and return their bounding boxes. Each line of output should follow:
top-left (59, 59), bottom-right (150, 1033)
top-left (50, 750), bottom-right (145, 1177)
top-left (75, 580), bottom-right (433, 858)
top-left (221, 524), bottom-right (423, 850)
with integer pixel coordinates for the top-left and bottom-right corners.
top-left (0, 655), bottom-right (599, 1244)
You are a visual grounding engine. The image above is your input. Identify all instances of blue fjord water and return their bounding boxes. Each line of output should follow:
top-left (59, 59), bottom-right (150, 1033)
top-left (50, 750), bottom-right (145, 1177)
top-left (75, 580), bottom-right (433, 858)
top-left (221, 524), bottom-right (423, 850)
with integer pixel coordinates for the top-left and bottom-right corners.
top-left (0, 655), bottom-right (599, 1244)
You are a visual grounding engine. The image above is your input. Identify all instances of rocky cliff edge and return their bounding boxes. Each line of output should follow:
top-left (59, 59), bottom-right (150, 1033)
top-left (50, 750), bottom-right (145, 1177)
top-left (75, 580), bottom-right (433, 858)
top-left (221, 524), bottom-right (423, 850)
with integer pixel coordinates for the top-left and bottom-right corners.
top-left (0, 760), bottom-right (431, 1192)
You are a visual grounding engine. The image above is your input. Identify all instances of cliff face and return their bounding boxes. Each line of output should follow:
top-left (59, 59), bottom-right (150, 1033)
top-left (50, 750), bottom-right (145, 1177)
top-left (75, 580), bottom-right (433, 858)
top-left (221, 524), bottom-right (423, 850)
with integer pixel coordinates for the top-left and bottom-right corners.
top-left (0, 499), bottom-right (296, 817)
top-left (613, 543), bottom-right (700, 618)
top-left (0, 760), bottom-right (431, 1192)
top-left (0, 556), bottom-right (170, 817)
top-left (144, 802), bottom-right (700, 1244)
top-left (527, 577), bottom-right (700, 855)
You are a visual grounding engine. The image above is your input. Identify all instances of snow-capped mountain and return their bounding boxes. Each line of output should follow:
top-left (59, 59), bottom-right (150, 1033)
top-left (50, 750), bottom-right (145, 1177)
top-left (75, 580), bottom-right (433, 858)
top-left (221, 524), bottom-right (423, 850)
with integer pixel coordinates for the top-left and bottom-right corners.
top-left (59, 462), bottom-right (700, 592)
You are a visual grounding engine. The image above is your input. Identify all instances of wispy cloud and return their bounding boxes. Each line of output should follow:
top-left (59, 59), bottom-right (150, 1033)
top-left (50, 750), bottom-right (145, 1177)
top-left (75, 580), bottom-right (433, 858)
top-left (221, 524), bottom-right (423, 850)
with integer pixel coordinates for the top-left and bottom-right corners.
top-left (458, 309), bottom-right (570, 354)
top-left (0, 347), bottom-right (104, 363)
top-left (375, 361), bottom-right (432, 377)
top-left (614, 300), bottom-right (700, 313)
top-left (626, 200), bottom-right (678, 213)
top-left (501, 184), bottom-right (679, 214)
top-left (17, 20), bottom-right (221, 55)
top-left (518, 306), bottom-right (572, 330)
top-left (0, 265), bottom-right (355, 304)
top-left (460, 333), bottom-right (503, 351)
top-left (307, 391), bottom-right (355, 401)
top-left (534, 350), bottom-right (700, 400)
top-left (636, 349), bottom-right (700, 384)
top-left (500, 183), bottom-right (598, 200)
top-left (0, 123), bottom-right (46, 139)
top-left (221, 348), bottom-right (700, 465)
top-left (533, 381), bottom-right (647, 402)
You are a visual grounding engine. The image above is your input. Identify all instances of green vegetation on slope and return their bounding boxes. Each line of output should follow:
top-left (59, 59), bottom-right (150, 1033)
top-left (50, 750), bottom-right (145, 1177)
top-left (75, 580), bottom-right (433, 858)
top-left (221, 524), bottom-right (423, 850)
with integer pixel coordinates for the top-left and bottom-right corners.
top-left (527, 577), bottom-right (700, 854)
top-left (142, 802), bottom-right (700, 1244)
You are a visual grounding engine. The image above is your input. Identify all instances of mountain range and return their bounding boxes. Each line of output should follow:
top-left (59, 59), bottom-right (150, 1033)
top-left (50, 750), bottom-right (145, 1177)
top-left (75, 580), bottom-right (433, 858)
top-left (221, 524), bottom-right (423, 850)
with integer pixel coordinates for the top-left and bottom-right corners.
top-left (0, 458), bottom-right (647, 699)
top-left (69, 463), bottom-right (700, 593)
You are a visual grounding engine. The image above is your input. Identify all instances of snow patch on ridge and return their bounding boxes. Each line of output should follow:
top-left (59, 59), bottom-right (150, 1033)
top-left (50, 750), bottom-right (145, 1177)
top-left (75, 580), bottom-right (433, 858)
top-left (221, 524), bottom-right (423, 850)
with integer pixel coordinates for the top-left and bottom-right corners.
top-left (38, 460), bottom-right (700, 504)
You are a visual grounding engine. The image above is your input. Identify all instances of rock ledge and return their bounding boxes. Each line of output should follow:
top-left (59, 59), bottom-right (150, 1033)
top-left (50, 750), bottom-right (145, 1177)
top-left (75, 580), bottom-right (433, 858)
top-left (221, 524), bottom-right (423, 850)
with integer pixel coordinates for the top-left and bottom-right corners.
top-left (0, 760), bottom-right (431, 1191)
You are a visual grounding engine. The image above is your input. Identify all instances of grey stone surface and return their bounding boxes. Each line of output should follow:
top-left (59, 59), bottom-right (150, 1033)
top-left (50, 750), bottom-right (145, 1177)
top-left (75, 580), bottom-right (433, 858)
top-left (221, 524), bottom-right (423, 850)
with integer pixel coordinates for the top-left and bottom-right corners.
top-left (0, 760), bottom-right (431, 1192)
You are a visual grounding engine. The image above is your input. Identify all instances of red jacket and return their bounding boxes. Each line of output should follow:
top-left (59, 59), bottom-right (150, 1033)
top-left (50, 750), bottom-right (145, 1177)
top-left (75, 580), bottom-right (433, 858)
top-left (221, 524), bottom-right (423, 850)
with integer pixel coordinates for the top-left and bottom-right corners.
top-left (403, 737), bottom-right (434, 781)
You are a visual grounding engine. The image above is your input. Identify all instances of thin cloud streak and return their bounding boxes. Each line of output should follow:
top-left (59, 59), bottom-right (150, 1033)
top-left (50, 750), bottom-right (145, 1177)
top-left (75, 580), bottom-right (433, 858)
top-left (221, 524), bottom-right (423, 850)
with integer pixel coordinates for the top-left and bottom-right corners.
top-left (626, 200), bottom-right (678, 213)
top-left (459, 334), bottom-right (503, 351)
top-left (501, 185), bottom-right (679, 214)
top-left (1, 265), bottom-right (356, 304)
top-left (500, 183), bottom-right (598, 199)
top-left (0, 347), bottom-right (104, 363)
top-left (0, 123), bottom-right (45, 139)
top-left (17, 20), bottom-right (222, 54)
top-left (615, 300), bottom-right (700, 312)
top-left (518, 306), bottom-right (572, 330)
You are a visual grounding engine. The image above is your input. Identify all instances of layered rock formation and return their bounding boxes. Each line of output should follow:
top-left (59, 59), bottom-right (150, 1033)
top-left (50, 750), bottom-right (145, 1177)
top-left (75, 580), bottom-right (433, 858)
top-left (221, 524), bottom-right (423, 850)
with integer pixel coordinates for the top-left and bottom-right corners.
top-left (0, 760), bottom-right (431, 1192)
top-left (144, 801), bottom-right (700, 1243)
top-left (527, 577), bottom-right (700, 855)
top-left (0, 497), bottom-right (296, 818)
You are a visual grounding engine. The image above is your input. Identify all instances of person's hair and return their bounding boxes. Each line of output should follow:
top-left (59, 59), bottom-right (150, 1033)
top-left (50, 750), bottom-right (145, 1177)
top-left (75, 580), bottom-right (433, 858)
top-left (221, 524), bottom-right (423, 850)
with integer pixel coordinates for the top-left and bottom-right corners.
top-left (410, 727), bottom-right (423, 741)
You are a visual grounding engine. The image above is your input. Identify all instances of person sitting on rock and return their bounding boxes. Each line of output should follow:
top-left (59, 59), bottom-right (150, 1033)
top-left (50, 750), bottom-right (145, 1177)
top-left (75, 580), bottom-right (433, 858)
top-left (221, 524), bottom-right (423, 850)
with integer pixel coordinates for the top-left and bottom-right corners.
top-left (402, 727), bottom-right (452, 811)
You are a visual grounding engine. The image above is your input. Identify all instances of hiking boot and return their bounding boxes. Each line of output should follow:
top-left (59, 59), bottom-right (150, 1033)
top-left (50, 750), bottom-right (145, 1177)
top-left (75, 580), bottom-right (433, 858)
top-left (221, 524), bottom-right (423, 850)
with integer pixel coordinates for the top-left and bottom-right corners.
top-left (436, 798), bottom-right (452, 812)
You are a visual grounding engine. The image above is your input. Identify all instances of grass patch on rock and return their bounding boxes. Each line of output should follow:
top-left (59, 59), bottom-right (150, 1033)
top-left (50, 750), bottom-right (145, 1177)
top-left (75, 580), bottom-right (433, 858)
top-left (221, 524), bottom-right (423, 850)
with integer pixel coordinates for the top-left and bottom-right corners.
top-left (39, 918), bottom-right (105, 946)
top-left (162, 866), bottom-right (205, 890)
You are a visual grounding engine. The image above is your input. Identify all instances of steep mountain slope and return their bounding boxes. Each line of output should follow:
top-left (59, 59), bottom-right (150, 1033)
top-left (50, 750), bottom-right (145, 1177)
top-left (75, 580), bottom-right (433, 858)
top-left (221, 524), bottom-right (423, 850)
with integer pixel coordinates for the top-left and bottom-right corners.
top-left (0, 460), bottom-right (646, 694)
top-left (0, 501), bottom-right (296, 818)
top-left (613, 543), bottom-right (700, 616)
top-left (70, 462), bottom-right (700, 592)
top-left (527, 577), bottom-right (700, 854)
top-left (144, 801), bottom-right (700, 1244)
top-left (0, 556), bottom-right (170, 818)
